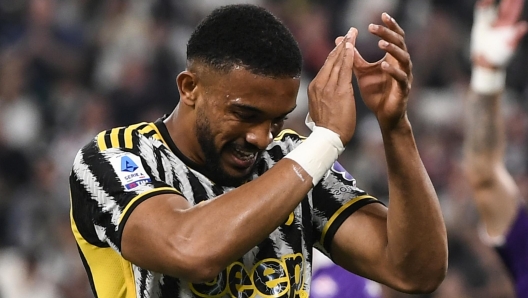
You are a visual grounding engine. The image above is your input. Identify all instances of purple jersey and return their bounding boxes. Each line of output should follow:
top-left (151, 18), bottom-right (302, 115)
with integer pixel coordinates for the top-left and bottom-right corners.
top-left (495, 206), bottom-right (528, 297)
top-left (311, 264), bottom-right (381, 298)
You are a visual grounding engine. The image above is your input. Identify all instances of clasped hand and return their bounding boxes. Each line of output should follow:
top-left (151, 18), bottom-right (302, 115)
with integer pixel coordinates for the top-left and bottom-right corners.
top-left (308, 12), bottom-right (413, 146)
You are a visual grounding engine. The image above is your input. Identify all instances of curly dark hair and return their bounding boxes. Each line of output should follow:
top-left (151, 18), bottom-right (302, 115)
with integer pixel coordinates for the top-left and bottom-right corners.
top-left (187, 4), bottom-right (303, 78)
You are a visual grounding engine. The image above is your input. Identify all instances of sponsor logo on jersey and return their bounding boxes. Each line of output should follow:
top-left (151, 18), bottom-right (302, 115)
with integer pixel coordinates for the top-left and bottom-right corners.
top-left (124, 178), bottom-right (151, 190)
top-left (190, 253), bottom-right (308, 298)
top-left (111, 154), bottom-right (152, 190)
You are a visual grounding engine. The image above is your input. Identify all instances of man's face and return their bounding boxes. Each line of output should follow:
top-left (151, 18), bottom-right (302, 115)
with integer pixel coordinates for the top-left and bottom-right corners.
top-left (193, 67), bottom-right (299, 186)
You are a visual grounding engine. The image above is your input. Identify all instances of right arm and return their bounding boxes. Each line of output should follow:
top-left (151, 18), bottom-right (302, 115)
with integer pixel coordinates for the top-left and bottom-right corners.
top-left (122, 159), bottom-right (313, 282)
top-left (463, 90), bottom-right (520, 238)
top-left (463, 0), bottom-right (527, 239)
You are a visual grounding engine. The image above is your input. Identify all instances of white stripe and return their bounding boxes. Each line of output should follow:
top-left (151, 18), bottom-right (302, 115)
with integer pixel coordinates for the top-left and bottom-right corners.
top-left (73, 150), bottom-right (124, 240)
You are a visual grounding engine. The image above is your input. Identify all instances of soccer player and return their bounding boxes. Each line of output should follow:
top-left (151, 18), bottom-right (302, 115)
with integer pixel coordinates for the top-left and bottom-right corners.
top-left (464, 0), bottom-right (528, 296)
top-left (69, 4), bottom-right (447, 297)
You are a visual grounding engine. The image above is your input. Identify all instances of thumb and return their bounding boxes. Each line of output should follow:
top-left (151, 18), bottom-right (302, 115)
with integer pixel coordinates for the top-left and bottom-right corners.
top-left (353, 47), bottom-right (370, 69)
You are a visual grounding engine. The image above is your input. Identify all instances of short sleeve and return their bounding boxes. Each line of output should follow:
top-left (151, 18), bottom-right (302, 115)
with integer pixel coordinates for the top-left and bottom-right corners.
top-left (69, 136), bottom-right (181, 253)
top-left (312, 161), bottom-right (384, 257)
top-left (494, 205), bottom-right (528, 296)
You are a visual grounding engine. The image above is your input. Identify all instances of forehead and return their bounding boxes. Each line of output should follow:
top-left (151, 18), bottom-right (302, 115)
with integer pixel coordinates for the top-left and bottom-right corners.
top-left (197, 65), bottom-right (300, 114)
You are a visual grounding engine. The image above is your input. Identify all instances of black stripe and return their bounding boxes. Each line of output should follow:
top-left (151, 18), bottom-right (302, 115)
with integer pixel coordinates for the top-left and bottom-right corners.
top-left (126, 123), bottom-right (148, 151)
top-left (138, 268), bottom-right (149, 298)
top-left (77, 244), bottom-right (99, 298)
top-left (187, 171), bottom-right (210, 204)
top-left (324, 199), bottom-right (384, 254)
top-left (211, 183), bottom-right (225, 197)
top-left (80, 144), bottom-right (129, 250)
top-left (117, 127), bottom-right (126, 148)
top-left (155, 148), bottom-right (167, 184)
top-left (159, 275), bottom-right (181, 297)
top-left (169, 166), bottom-right (183, 196)
top-left (144, 130), bottom-right (157, 139)
top-left (104, 130), bottom-right (112, 149)
top-left (266, 144), bottom-right (287, 163)
top-left (70, 170), bottom-right (109, 247)
top-left (82, 142), bottom-right (130, 209)
top-left (136, 123), bottom-right (149, 132)
top-left (301, 199), bottom-right (314, 262)
top-left (256, 237), bottom-right (279, 260)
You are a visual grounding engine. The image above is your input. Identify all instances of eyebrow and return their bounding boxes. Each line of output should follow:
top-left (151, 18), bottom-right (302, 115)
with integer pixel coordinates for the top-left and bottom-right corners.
top-left (230, 102), bottom-right (297, 118)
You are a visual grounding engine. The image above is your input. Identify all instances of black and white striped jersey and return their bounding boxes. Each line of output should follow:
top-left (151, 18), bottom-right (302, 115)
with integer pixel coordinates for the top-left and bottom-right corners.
top-left (70, 117), bottom-right (381, 298)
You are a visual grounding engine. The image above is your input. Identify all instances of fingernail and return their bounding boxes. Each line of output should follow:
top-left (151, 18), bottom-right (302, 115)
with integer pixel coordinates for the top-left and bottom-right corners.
top-left (381, 61), bottom-right (389, 69)
top-left (346, 42), bottom-right (353, 49)
top-left (380, 40), bottom-right (389, 47)
top-left (369, 24), bottom-right (378, 30)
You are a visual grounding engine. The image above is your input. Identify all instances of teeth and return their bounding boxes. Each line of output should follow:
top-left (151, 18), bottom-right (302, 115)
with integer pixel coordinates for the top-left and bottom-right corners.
top-left (234, 147), bottom-right (255, 160)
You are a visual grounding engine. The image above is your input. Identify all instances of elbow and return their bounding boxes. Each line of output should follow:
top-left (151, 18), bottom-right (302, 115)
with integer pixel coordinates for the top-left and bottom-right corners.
top-left (180, 261), bottom-right (223, 284)
top-left (395, 267), bottom-right (447, 294)
top-left (389, 253), bottom-right (448, 294)
top-left (166, 241), bottom-right (225, 283)
top-left (463, 160), bottom-right (499, 190)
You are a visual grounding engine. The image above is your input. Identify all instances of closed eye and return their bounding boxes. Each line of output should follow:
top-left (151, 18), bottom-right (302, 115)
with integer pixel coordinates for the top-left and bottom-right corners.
top-left (233, 111), bottom-right (259, 122)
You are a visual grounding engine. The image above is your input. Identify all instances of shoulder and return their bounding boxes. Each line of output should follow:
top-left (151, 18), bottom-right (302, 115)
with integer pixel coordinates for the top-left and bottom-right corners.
top-left (71, 121), bottom-right (166, 175)
top-left (94, 122), bottom-right (166, 153)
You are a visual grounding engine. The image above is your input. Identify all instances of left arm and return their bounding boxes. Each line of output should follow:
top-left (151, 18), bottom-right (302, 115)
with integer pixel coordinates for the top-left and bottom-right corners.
top-left (332, 118), bottom-right (446, 294)
top-left (330, 13), bottom-right (447, 293)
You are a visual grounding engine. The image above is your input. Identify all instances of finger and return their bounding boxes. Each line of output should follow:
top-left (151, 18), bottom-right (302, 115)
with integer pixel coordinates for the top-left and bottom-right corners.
top-left (381, 12), bottom-right (405, 38)
top-left (338, 31), bottom-right (376, 69)
top-left (378, 40), bottom-right (411, 74)
top-left (335, 36), bottom-right (345, 46)
top-left (327, 28), bottom-right (354, 87)
top-left (313, 35), bottom-right (346, 82)
top-left (497, 0), bottom-right (525, 26)
top-left (381, 61), bottom-right (411, 92)
top-left (368, 20), bottom-right (407, 52)
top-left (337, 28), bottom-right (358, 87)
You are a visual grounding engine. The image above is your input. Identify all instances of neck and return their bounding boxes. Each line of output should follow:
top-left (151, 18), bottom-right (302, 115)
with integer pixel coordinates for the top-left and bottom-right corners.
top-left (164, 104), bottom-right (206, 165)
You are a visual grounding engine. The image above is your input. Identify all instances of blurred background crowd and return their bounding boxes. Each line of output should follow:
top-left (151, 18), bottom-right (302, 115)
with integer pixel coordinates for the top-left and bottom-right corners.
top-left (0, 0), bottom-right (527, 297)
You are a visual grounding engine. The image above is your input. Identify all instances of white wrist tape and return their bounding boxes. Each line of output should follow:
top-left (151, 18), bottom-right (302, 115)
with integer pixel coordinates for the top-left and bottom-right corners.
top-left (470, 5), bottom-right (516, 67)
top-left (470, 66), bottom-right (506, 95)
top-left (285, 126), bottom-right (344, 185)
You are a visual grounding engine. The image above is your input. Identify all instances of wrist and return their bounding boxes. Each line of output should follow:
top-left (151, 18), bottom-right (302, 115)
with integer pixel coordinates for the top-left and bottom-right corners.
top-left (285, 126), bottom-right (344, 185)
top-left (378, 113), bottom-right (412, 135)
top-left (470, 66), bottom-right (506, 95)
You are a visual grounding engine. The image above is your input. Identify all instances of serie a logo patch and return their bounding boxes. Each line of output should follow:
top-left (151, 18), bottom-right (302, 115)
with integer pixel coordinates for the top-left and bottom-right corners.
top-left (110, 154), bottom-right (152, 190)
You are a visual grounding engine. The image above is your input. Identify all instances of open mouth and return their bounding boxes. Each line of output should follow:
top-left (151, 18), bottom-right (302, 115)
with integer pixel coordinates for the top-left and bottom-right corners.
top-left (229, 145), bottom-right (258, 168)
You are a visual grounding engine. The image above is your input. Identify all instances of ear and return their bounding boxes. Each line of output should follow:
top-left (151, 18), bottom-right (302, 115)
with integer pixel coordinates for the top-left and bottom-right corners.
top-left (176, 70), bottom-right (198, 107)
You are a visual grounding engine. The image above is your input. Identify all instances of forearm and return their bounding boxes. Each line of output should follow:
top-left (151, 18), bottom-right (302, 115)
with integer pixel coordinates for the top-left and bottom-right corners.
top-left (381, 117), bottom-right (447, 282)
top-left (464, 90), bottom-right (520, 237)
top-left (464, 90), bottom-right (505, 177)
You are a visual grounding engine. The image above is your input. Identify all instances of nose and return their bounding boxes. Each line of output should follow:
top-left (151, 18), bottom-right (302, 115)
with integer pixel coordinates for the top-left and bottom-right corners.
top-left (245, 121), bottom-right (273, 150)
